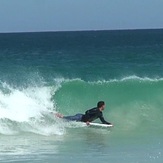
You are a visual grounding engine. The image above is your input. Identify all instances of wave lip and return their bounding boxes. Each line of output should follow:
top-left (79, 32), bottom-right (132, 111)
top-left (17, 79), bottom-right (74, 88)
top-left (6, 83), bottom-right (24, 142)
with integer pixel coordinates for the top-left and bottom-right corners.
top-left (90, 75), bottom-right (163, 84)
top-left (52, 75), bottom-right (163, 85)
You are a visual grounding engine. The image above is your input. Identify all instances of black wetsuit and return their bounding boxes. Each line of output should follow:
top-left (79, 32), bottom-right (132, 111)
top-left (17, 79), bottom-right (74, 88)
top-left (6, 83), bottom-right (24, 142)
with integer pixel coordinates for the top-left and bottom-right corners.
top-left (81, 107), bottom-right (111, 124)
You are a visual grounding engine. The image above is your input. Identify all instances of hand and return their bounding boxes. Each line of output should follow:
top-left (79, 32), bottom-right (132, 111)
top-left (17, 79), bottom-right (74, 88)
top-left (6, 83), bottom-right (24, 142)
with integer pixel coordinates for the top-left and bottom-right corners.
top-left (86, 121), bottom-right (90, 125)
top-left (55, 113), bottom-right (63, 118)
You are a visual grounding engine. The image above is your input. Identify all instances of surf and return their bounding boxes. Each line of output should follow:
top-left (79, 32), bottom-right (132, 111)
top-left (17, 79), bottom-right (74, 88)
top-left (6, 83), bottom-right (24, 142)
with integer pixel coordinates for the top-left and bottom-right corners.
top-left (54, 76), bottom-right (163, 134)
top-left (0, 75), bottom-right (163, 136)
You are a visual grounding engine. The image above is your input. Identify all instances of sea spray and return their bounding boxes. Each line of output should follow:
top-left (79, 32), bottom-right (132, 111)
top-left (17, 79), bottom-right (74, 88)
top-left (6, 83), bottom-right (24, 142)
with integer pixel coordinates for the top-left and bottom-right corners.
top-left (0, 81), bottom-right (64, 135)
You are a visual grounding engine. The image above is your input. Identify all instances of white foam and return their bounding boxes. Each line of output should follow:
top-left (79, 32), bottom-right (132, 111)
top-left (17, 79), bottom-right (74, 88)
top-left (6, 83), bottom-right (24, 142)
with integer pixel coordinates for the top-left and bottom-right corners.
top-left (0, 86), bottom-right (52, 122)
top-left (0, 82), bottom-right (64, 135)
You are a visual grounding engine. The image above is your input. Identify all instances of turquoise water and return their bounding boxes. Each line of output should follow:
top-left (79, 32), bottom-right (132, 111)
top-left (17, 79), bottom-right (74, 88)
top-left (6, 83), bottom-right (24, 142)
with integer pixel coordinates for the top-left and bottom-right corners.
top-left (0, 29), bottom-right (163, 163)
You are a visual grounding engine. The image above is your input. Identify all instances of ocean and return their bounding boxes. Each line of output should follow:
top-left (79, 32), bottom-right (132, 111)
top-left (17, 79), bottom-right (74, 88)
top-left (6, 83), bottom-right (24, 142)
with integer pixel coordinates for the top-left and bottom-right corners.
top-left (0, 29), bottom-right (163, 163)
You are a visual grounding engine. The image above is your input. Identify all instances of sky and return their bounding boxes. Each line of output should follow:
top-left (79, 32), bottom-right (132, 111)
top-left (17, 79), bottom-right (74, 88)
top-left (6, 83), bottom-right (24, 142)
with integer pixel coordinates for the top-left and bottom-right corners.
top-left (0, 0), bottom-right (163, 33)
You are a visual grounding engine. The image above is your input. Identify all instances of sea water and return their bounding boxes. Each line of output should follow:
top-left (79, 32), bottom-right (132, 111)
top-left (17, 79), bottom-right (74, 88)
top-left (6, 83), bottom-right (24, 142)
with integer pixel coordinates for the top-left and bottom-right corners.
top-left (0, 29), bottom-right (163, 163)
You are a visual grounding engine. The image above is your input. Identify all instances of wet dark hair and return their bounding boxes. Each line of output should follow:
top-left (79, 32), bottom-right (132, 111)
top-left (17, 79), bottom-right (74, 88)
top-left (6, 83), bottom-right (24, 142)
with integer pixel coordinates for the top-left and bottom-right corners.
top-left (97, 101), bottom-right (105, 108)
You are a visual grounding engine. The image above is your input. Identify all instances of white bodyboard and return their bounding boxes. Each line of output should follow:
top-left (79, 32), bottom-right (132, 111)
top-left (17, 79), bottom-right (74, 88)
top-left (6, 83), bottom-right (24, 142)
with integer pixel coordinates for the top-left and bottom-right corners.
top-left (81, 122), bottom-right (113, 128)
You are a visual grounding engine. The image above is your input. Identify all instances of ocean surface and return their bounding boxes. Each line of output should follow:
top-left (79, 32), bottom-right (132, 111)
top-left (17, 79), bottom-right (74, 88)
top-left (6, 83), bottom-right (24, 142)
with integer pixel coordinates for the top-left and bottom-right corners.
top-left (0, 29), bottom-right (163, 163)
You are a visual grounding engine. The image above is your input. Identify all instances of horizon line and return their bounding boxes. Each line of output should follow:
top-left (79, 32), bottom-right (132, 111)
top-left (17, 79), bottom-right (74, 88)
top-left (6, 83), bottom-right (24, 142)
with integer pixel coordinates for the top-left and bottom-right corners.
top-left (0, 27), bottom-right (163, 34)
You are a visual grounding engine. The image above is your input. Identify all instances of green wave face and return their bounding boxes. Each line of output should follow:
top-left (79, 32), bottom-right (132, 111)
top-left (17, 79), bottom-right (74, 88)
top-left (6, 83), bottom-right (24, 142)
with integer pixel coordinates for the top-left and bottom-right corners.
top-left (54, 77), bottom-right (163, 135)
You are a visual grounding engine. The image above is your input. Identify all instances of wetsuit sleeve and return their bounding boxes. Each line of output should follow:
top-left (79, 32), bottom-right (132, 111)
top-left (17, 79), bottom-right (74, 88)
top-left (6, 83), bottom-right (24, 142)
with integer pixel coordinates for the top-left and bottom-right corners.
top-left (99, 114), bottom-right (111, 125)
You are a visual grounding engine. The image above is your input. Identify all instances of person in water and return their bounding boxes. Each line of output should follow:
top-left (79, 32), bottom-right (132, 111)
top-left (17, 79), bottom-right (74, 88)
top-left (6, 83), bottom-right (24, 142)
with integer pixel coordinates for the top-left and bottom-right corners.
top-left (56, 101), bottom-right (112, 125)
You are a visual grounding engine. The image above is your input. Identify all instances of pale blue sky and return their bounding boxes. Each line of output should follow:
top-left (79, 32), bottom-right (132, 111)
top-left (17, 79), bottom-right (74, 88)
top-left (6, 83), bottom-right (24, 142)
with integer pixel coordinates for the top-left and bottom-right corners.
top-left (0, 0), bottom-right (163, 32)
